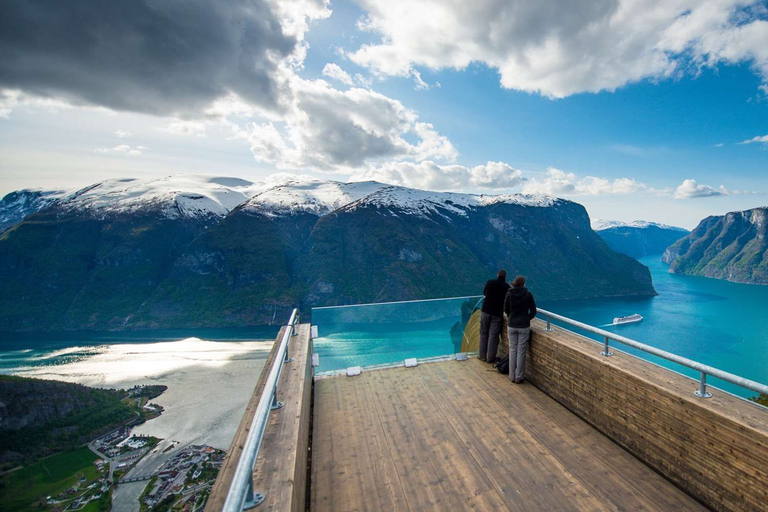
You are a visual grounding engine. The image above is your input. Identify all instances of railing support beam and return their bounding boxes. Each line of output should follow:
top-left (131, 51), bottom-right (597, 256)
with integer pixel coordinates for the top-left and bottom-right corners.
top-left (243, 476), bottom-right (264, 509)
top-left (601, 336), bottom-right (613, 357)
top-left (695, 372), bottom-right (713, 398)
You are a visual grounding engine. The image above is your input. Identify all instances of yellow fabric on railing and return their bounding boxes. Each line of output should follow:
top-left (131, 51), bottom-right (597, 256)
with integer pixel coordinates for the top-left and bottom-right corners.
top-left (461, 310), bottom-right (508, 358)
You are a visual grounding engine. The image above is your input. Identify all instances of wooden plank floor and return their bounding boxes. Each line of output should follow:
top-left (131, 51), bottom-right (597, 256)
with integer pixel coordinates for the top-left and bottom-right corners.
top-left (310, 358), bottom-right (707, 511)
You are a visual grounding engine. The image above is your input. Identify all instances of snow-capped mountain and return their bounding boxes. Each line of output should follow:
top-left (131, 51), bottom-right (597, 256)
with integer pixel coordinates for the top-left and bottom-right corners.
top-left (591, 219), bottom-right (687, 232)
top-left (243, 179), bottom-right (387, 217)
top-left (0, 189), bottom-right (70, 233)
top-left (592, 218), bottom-right (690, 259)
top-left (0, 173), bottom-right (656, 331)
top-left (57, 175), bottom-right (270, 219)
top-left (342, 187), bottom-right (557, 219)
top-left (2, 174), bottom-right (559, 229)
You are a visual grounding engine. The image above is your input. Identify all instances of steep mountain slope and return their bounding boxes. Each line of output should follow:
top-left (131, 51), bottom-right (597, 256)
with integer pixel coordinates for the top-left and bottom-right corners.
top-left (0, 175), bottom-right (656, 330)
top-left (592, 220), bottom-right (689, 258)
top-left (662, 207), bottom-right (768, 285)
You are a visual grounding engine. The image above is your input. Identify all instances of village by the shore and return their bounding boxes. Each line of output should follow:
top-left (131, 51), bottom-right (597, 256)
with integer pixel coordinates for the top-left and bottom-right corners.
top-left (41, 385), bottom-right (225, 512)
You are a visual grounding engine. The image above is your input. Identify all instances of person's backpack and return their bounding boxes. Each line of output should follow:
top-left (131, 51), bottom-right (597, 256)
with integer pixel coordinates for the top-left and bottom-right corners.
top-left (496, 354), bottom-right (509, 374)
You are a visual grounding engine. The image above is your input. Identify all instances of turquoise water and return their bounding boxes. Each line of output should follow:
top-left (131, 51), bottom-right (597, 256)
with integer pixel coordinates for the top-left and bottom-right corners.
top-left (311, 296), bottom-right (479, 372)
top-left (312, 257), bottom-right (768, 399)
top-left (2, 258), bottom-right (766, 399)
top-left (541, 256), bottom-right (768, 398)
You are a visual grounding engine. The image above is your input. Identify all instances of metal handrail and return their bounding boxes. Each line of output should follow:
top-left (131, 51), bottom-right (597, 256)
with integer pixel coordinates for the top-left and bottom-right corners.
top-left (537, 308), bottom-right (768, 398)
top-left (223, 308), bottom-right (300, 511)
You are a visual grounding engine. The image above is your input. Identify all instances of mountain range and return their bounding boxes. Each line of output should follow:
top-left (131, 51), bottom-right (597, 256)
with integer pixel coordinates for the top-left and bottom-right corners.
top-left (592, 219), bottom-right (689, 259)
top-left (663, 207), bottom-right (767, 285)
top-left (0, 174), bottom-right (656, 331)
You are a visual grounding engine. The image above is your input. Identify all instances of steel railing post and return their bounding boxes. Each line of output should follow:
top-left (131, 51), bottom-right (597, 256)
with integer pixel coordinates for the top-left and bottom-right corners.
top-left (601, 336), bottom-right (613, 357)
top-left (695, 372), bottom-right (712, 398)
top-left (545, 315), bottom-right (553, 332)
top-left (270, 386), bottom-right (284, 410)
top-left (243, 473), bottom-right (264, 509)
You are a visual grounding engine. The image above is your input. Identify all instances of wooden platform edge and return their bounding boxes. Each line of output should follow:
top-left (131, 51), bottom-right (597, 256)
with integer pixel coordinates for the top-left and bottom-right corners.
top-left (206, 324), bottom-right (313, 511)
top-left (526, 319), bottom-right (768, 512)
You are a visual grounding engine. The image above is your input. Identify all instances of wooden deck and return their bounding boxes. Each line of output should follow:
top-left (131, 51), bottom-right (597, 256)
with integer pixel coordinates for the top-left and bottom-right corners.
top-left (310, 358), bottom-right (707, 511)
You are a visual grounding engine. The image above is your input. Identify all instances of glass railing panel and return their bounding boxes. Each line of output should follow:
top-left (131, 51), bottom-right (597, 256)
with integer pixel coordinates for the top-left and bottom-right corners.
top-left (311, 296), bottom-right (483, 374)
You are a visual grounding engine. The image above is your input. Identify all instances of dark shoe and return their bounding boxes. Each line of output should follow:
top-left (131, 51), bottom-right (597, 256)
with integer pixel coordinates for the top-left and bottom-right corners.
top-left (515, 379), bottom-right (525, 384)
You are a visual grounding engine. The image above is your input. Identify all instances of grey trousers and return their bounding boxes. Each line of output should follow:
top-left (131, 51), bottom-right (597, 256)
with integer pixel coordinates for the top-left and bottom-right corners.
top-left (508, 327), bottom-right (531, 381)
top-left (478, 312), bottom-right (502, 362)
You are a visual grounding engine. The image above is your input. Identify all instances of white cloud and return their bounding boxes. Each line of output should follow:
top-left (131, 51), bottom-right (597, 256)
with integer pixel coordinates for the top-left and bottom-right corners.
top-left (351, 160), bottom-right (525, 191)
top-left (95, 144), bottom-right (146, 156)
top-left (0, 89), bottom-right (73, 118)
top-left (410, 69), bottom-right (429, 91)
top-left (115, 130), bottom-right (132, 138)
top-left (349, 0), bottom-right (768, 98)
top-left (738, 134), bottom-right (768, 146)
top-left (522, 168), bottom-right (649, 196)
top-left (322, 63), bottom-right (355, 86)
top-left (322, 63), bottom-right (375, 89)
top-left (163, 120), bottom-right (207, 137)
top-left (673, 178), bottom-right (761, 199)
top-left (237, 78), bottom-right (457, 171)
top-left (713, 143), bottom-right (724, 148)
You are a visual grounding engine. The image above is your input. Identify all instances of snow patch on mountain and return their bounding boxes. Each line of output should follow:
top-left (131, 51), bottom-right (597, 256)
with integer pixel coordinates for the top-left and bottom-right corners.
top-left (0, 189), bottom-right (71, 232)
top-left (243, 179), bottom-right (387, 217)
top-left (345, 186), bottom-right (558, 218)
top-left (591, 219), bottom-right (688, 232)
top-left (57, 174), bottom-right (269, 219)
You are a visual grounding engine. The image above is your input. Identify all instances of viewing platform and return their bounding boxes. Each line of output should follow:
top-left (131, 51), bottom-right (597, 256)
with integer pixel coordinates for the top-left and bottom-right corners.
top-left (208, 299), bottom-right (768, 512)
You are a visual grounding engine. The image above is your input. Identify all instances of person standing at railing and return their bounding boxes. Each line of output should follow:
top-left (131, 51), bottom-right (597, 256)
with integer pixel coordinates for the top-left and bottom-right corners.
top-left (504, 276), bottom-right (537, 383)
top-left (479, 269), bottom-right (510, 363)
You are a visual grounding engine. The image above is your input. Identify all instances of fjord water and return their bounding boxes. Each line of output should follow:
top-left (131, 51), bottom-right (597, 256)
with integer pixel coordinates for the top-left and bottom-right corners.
top-left (543, 256), bottom-right (768, 399)
top-left (313, 256), bottom-right (767, 399)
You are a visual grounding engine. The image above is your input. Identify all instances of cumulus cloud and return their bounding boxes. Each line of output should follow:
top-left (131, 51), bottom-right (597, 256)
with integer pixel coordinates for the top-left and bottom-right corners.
top-left (237, 78), bottom-right (457, 170)
top-left (0, 1), bottom-right (464, 174)
top-left (95, 144), bottom-right (146, 156)
top-left (349, 0), bottom-right (768, 98)
top-left (738, 134), bottom-right (768, 146)
top-left (351, 161), bottom-right (525, 191)
top-left (115, 130), bottom-right (132, 138)
top-left (522, 168), bottom-right (649, 196)
top-left (0, 0), bottom-right (330, 117)
top-left (322, 63), bottom-right (355, 86)
top-left (672, 179), bottom-right (762, 199)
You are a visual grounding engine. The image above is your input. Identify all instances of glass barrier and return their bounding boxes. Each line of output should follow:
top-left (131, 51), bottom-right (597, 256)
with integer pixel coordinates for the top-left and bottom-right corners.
top-left (311, 296), bottom-right (485, 374)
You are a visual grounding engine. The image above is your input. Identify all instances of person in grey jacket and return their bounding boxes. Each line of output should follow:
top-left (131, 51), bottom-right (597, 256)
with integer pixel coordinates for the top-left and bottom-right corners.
top-left (503, 275), bottom-right (537, 383)
top-left (478, 270), bottom-right (509, 363)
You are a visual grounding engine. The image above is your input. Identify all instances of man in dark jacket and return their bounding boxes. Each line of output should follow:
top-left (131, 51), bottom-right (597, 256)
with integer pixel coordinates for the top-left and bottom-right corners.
top-left (479, 269), bottom-right (509, 363)
top-left (504, 275), bottom-right (537, 383)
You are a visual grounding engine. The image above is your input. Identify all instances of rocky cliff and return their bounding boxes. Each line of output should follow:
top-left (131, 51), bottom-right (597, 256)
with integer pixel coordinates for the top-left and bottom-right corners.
top-left (662, 207), bottom-right (767, 285)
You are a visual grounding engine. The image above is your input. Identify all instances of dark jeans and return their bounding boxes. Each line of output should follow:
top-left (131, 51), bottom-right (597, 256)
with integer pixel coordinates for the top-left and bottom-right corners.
top-left (479, 312), bottom-right (502, 362)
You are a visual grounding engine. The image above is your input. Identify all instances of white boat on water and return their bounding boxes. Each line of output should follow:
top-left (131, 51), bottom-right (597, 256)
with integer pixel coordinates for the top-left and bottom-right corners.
top-left (613, 313), bottom-right (643, 325)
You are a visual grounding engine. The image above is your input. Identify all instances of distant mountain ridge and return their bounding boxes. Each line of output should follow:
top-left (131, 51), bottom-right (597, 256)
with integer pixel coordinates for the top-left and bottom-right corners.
top-left (593, 219), bottom-right (689, 259)
top-left (663, 207), bottom-right (768, 285)
top-left (591, 219), bottom-right (688, 232)
top-left (0, 174), bottom-right (655, 330)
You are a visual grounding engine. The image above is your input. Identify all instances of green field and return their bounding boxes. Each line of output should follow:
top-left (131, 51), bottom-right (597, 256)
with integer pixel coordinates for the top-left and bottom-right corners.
top-left (0, 448), bottom-right (100, 511)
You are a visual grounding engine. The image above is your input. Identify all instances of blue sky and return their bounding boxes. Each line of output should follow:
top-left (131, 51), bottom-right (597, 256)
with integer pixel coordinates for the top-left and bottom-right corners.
top-left (0, 0), bottom-right (766, 228)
